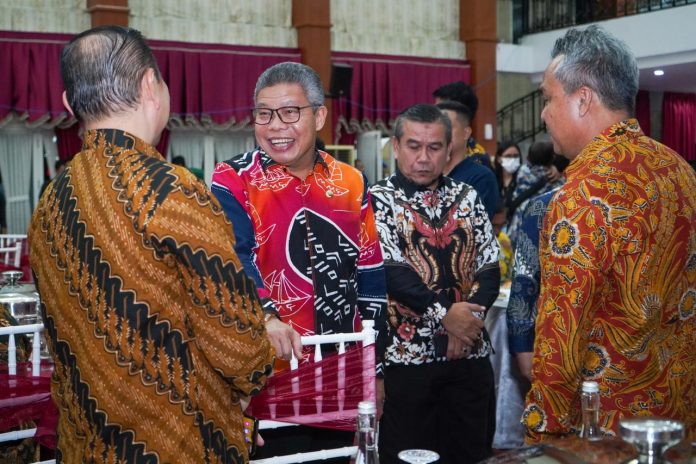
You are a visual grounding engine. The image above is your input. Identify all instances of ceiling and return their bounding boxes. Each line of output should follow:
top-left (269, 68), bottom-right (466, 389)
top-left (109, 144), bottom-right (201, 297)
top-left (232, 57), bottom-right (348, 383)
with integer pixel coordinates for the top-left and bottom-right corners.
top-left (639, 61), bottom-right (696, 93)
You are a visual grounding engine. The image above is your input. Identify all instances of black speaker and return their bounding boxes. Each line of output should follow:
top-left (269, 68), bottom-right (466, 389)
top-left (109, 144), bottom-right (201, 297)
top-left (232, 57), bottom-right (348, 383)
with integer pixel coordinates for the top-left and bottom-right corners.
top-left (328, 63), bottom-right (353, 98)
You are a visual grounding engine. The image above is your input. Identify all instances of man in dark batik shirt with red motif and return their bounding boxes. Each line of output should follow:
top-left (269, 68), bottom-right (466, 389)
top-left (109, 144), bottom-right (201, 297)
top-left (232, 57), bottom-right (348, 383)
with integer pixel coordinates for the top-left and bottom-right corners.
top-left (370, 104), bottom-right (500, 464)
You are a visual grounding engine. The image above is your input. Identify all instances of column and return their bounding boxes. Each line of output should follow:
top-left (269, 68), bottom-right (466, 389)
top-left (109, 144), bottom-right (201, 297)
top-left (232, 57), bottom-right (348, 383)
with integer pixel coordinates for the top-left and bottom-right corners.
top-left (292, 0), bottom-right (334, 144)
top-left (86, 0), bottom-right (129, 28)
top-left (460, 0), bottom-right (497, 156)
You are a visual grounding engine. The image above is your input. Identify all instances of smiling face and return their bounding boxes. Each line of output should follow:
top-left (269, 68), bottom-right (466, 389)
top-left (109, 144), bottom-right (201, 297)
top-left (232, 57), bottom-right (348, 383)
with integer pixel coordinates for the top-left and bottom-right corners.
top-left (254, 83), bottom-right (327, 177)
top-left (392, 119), bottom-right (451, 189)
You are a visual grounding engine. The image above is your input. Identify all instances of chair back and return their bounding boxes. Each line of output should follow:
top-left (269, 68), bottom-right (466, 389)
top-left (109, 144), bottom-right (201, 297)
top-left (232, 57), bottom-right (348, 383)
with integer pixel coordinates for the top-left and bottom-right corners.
top-left (250, 320), bottom-right (377, 464)
top-left (0, 323), bottom-right (55, 463)
top-left (0, 242), bottom-right (22, 268)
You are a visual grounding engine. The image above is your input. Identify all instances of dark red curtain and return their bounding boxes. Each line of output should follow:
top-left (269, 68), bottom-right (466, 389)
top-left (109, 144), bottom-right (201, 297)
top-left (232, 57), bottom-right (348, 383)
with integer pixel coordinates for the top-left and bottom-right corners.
top-left (0, 31), bottom-right (72, 124)
top-left (0, 30), bottom-right (300, 130)
top-left (635, 90), bottom-right (651, 137)
top-left (54, 124), bottom-right (82, 161)
top-left (331, 52), bottom-right (471, 142)
top-left (662, 92), bottom-right (696, 161)
top-left (149, 40), bottom-right (301, 125)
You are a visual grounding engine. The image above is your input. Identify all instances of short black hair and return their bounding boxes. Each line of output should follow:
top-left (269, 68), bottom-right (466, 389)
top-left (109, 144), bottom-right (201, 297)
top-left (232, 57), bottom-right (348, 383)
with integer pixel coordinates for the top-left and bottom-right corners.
top-left (393, 104), bottom-right (452, 146)
top-left (61, 25), bottom-right (162, 122)
top-left (432, 81), bottom-right (479, 119)
top-left (527, 141), bottom-right (555, 166)
top-left (435, 100), bottom-right (473, 127)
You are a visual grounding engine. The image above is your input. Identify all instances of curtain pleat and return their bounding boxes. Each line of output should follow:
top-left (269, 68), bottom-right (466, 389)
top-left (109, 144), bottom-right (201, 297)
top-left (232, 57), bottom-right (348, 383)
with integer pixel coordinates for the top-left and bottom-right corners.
top-left (662, 92), bottom-right (696, 161)
top-left (331, 52), bottom-right (472, 143)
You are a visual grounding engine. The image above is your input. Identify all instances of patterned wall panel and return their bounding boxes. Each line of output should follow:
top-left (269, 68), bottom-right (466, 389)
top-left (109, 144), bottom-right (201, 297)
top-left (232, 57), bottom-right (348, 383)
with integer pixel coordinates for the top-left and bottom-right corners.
top-left (0, 0), bottom-right (89, 33)
top-left (331, 0), bottom-right (464, 59)
top-left (129, 0), bottom-right (297, 47)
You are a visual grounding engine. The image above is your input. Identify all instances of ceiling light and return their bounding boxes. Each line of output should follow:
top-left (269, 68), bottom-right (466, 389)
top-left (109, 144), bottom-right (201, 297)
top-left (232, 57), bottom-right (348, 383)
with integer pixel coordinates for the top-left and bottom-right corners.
top-left (653, 69), bottom-right (665, 76)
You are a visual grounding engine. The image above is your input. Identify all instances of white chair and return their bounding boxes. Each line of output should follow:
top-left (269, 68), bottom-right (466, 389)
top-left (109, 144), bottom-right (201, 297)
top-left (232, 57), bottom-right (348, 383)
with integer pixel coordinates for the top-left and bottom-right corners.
top-left (0, 241), bottom-right (22, 268)
top-left (0, 322), bottom-right (56, 464)
top-left (0, 234), bottom-right (26, 269)
top-left (250, 320), bottom-right (377, 464)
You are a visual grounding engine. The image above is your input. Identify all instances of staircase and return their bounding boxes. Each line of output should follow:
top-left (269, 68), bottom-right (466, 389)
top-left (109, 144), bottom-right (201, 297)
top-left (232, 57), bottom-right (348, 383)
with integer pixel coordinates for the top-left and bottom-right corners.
top-left (496, 89), bottom-right (546, 145)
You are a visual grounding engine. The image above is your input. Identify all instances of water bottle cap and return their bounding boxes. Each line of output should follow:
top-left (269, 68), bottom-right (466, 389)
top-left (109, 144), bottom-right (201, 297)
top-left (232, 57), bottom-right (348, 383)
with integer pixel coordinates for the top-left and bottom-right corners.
top-left (358, 401), bottom-right (376, 414)
top-left (582, 381), bottom-right (599, 393)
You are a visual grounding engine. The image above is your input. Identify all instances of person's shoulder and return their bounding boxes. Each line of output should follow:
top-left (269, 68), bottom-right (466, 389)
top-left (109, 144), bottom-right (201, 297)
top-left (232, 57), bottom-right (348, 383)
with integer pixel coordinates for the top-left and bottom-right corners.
top-left (369, 175), bottom-right (396, 195)
top-left (220, 148), bottom-right (262, 171)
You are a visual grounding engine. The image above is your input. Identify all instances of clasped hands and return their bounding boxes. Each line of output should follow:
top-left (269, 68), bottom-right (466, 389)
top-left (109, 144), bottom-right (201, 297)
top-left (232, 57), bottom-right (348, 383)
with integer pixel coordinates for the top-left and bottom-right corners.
top-left (396, 301), bottom-right (485, 361)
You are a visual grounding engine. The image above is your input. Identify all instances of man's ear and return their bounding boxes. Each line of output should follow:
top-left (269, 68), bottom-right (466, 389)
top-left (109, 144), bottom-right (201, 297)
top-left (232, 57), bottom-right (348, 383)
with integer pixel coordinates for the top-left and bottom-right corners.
top-left (314, 105), bottom-right (328, 131)
top-left (391, 136), bottom-right (400, 160)
top-left (577, 86), bottom-right (593, 117)
top-left (463, 125), bottom-right (473, 142)
top-left (62, 91), bottom-right (75, 118)
top-left (140, 68), bottom-right (160, 108)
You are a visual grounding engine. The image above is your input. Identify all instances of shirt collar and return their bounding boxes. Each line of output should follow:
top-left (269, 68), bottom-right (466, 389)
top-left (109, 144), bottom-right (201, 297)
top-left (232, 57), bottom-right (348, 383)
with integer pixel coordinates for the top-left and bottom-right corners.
top-left (394, 167), bottom-right (444, 196)
top-left (567, 118), bottom-right (643, 175)
top-left (259, 148), bottom-right (329, 175)
top-left (82, 129), bottom-right (163, 159)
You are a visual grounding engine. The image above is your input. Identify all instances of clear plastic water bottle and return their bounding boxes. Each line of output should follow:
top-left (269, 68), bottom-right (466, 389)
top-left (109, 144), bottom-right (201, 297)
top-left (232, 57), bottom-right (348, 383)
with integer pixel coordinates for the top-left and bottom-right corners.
top-left (356, 401), bottom-right (380, 464)
top-left (580, 380), bottom-right (601, 441)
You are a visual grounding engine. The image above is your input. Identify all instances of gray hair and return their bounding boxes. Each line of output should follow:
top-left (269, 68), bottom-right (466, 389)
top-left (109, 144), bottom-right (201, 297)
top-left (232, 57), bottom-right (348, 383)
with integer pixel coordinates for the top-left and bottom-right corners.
top-left (254, 62), bottom-right (325, 107)
top-left (551, 25), bottom-right (638, 114)
top-left (393, 104), bottom-right (452, 146)
top-left (61, 26), bottom-right (162, 123)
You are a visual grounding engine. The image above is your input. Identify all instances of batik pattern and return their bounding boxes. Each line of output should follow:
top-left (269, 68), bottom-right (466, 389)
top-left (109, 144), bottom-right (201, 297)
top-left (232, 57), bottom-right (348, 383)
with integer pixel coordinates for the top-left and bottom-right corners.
top-left (211, 149), bottom-right (387, 363)
top-left (29, 129), bottom-right (274, 463)
top-left (522, 120), bottom-right (696, 442)
top-left (506, 190), bottom-right (556, 354)
top-left (370, 171), bottom-right (500, 365)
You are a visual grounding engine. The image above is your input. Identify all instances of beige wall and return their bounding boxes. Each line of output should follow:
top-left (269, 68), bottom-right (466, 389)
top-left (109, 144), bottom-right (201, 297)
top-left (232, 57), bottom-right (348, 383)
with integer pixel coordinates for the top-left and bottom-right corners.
top-left (497, 0), bottom-right (513, 44)
top-left (497, 72), bottom-right (537, 110)
top-left (0, 0), bottom-right (89, 33)
top-left (331, 0), bottom-right (465, 59)
top-left (129, 0), bottom-right (297, 47)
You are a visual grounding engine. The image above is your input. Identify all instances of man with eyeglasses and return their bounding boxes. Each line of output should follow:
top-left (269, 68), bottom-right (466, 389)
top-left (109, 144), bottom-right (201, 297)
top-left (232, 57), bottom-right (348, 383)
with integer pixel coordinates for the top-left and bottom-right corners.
top-left (211, 61), bottom-right (387, 461)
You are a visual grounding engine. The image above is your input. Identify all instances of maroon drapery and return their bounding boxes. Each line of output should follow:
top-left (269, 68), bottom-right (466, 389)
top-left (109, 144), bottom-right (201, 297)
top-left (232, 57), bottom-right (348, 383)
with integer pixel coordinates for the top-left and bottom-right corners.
top-left (0, 30), bottom-right (72, 125)
top-left (635, 90), bottom-right (651, 137)
top-left (149, 40), bottom-right (301, 126)
top-left (331, 52), bottom-right (471, 142)
top-left (0, 30), bottom-right (300, 132)
top-left (54, 125), bottom-right (82, 161)
top-left (662, 92), bottom-right (696, 161)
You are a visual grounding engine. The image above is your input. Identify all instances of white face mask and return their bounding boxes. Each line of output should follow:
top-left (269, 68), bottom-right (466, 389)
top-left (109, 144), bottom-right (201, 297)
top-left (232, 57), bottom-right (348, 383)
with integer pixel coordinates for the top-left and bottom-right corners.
top-left (500, 157), bottom-right (521, 174)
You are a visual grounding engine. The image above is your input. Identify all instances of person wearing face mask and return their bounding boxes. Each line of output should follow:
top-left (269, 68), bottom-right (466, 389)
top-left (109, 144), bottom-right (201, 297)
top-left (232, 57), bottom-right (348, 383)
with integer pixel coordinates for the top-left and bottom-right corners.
top-left (494, 141), bottom-right (522, 227)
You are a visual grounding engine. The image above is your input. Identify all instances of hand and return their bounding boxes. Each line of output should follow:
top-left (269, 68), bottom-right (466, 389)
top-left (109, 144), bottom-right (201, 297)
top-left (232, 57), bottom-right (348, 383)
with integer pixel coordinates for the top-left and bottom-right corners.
top-left (256, 432), bottom-right (265, 448)
top-left (545, 165), bottom-right (561, 183)
top-left (446, 334), bottom-right (471, 360)
top-left (376, 378), bottom-right (385, 419)
top-left (264, 317), bottom-right (302, 361)
top-left (515, 352), bottom-right (534, 383)
top-left (441, 302), bottom-right (485, 347)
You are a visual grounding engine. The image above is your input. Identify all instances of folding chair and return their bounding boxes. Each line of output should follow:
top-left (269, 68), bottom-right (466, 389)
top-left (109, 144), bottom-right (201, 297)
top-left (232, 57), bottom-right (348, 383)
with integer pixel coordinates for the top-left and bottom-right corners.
top-left (0, 323), bottom-right (55, 464)
top-left (250, 320), bottom-right (377, 464)
top-left (0, 241), bottom-right (22, 268)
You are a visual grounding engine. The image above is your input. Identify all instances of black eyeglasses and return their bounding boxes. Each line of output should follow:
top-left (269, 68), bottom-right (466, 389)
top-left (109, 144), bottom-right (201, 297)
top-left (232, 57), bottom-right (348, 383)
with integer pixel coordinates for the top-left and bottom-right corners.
top-left (251, 105), bottom-right (316, 125)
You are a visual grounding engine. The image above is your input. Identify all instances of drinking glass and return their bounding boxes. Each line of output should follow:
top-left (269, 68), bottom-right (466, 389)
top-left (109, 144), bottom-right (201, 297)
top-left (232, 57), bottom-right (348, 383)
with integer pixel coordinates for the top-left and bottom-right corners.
top-left (619, 417), bottom-right (684, 464)
top-left (398, 449), bottom-right (440, 463)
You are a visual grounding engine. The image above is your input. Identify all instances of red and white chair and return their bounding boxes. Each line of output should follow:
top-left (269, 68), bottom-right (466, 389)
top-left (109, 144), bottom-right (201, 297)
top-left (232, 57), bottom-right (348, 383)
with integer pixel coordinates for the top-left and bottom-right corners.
top-left (251, 319), bottom-right (377, 464)
top-left (0, 322), bottom-right (55, 464)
